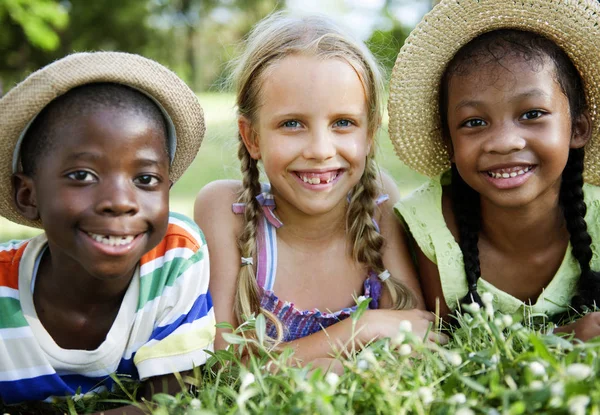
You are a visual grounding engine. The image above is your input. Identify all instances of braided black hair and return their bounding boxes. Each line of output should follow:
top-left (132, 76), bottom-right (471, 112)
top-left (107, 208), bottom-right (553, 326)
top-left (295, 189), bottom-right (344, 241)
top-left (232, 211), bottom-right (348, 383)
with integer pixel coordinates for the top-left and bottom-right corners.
top-left (440, 29), bottom-right (598, 310)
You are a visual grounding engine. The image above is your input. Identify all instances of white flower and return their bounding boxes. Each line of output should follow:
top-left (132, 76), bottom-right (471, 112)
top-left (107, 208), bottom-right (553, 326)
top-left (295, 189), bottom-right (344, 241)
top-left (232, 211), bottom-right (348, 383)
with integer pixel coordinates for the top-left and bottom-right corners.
top-left (566, 363), bottom-right (592, 380)
top-left (356, 295), bottom-right (368, 305)
top-left (481, 291), bottom-right (494, 306)
top-left (490, 354), bottom-right (500, 364)
top-left (359, 348), bottom-right (377, 364)
top-left (393, 332), bottom-right (406, 345)
top-left (530, 380), bottom-right (544, 390)
top-left (447, 352), bottom-right (462, 367)
top-left (568, 395), bottom-right (590, 415)
top-left (448, 393), bottom-right (467, 405)
top-left (398, 320), bottom-right (413, 333)
top-left (189, 398), bottom-right (201, 409)
top-left (399, 344), bottom-right (412, 356)
top-left (240, 372), bottom-right (255, 389)
top-left (528, 361), bottom-right (546, 377)
top-left (551, 381), bottom-right (564, 397)
top-left (462, 302), bottom-right (481, 314)
top-left (502, 315), bottom-right (513, 327)
top-left (357, 359), bottom-right (369, 370)
top-left (325, 372), bottom-right (339, 387)
top-left (418, 386), bottom-right (434, 405)
top-left (455, 408), bottom-right (475, 415)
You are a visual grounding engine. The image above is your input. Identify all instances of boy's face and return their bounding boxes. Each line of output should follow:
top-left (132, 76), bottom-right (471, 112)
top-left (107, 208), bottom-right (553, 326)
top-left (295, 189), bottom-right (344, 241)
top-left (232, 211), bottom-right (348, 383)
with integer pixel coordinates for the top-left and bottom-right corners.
top-left (19, 106), bottom-right (170, 282)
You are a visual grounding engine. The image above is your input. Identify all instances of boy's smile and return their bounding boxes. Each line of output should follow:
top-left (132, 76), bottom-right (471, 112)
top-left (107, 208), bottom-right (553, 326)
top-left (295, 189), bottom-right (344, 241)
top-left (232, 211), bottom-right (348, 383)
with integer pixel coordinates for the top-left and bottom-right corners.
top-left (22, 106), bottom-right (170, 285)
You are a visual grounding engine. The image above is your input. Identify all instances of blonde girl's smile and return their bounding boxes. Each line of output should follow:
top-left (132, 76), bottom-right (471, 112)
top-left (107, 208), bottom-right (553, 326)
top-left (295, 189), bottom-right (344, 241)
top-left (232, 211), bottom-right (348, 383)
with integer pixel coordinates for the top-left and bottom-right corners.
top-left (242, 54), bottom-right (370, 216)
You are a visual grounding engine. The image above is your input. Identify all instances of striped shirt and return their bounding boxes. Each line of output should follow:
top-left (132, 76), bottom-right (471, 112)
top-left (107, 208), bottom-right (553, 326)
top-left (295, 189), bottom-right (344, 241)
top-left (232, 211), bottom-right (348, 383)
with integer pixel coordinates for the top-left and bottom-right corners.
top-left (0, 212), bottom-right (215, 404)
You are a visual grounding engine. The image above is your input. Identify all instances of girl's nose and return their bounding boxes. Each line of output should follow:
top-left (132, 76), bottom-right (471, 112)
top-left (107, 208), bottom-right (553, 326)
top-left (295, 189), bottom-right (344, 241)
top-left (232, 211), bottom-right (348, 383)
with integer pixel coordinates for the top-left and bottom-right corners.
top-left (95, 177), bottom-right (139, 216)
top-left (304, 129), bottom-right (336, 161)
top-left (481, 124), bottom-right (526, 154)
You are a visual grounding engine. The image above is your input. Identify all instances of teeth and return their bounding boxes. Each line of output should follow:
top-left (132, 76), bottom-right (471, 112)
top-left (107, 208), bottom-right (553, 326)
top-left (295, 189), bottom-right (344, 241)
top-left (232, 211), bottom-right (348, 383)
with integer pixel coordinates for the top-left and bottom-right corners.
top-left (299, 173), bottom-right (338, 185)
top-left (88, 233), bottom-right (135, 246)
top-left (487, 166), bottom-right (532, 179)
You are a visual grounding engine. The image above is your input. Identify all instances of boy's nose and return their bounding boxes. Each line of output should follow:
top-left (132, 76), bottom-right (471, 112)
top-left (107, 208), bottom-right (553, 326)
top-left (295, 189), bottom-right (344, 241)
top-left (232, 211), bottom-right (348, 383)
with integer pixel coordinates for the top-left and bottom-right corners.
top-left (304, 129), bottom-right (336, 161)
top-left (95, 178), bottom-right (139, 215)
top-left (481, 124), bottom-right (526, 154)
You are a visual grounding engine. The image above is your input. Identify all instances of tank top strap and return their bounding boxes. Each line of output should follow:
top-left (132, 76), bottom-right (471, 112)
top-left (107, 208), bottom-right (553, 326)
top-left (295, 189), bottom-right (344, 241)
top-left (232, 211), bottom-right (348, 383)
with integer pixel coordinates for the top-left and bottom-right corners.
top-left (231, 183), bottom-right (281, 291)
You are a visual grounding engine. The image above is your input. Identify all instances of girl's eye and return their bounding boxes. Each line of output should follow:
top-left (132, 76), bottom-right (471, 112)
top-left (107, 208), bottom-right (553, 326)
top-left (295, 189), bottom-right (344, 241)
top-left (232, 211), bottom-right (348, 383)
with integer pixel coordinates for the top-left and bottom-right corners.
top-left (282, 120), bottom-right (301, 128)
top-left (333, 119), bottom-right (353, 128)
top-left (463, 119), bottom-right (487, 128)
top-left (67, 171), bottom-right (96, 182)
top-left (521, 110), bottom-right (544, 120)
top-left (135, 175), bottom-right (159, 186)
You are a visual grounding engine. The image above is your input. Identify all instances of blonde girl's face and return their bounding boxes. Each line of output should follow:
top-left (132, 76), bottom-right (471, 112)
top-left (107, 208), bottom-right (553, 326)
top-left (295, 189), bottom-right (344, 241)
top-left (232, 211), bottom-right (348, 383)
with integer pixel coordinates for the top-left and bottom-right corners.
top-left (241, 55), bottom-right (371, 218)
top-left (446, 57), bottom-right (581, 209)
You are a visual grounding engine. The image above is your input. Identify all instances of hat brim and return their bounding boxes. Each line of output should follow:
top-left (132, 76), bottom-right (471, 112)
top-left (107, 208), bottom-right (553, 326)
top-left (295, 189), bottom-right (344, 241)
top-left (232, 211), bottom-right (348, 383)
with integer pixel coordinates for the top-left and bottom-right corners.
top-left (388, 0), bottom-right (600, 184)
top-left (0, 52), bottom-right (205, 228)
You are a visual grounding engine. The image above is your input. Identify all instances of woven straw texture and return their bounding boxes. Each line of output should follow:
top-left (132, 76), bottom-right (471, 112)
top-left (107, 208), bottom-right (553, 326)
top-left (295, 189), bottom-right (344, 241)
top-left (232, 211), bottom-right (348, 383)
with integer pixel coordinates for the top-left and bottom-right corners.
top-left (388, 0), bottom-right (600, 184)
top-left (0, 52), bottom-right (205, 228)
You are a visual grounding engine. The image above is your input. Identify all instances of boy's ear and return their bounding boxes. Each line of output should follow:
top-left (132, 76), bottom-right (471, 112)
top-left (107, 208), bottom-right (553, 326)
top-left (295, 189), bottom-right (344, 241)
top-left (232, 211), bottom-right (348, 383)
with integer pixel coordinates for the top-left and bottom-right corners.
top-left (570, 110), bottom-right (592, 149)
top-left (12, 173), bottom-right (39, 220)
top-left (238, 116), bottom-right (261, 160)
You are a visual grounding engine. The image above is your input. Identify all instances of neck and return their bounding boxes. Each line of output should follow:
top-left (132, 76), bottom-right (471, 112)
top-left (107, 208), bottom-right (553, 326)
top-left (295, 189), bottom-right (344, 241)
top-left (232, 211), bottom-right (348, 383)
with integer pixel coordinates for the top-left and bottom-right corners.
top-left (36, 247), bottom-right (133, 314)
top-left (479, 186), bottom-right (567, 253)
top-left (273, 197), bottom-right (348, 246)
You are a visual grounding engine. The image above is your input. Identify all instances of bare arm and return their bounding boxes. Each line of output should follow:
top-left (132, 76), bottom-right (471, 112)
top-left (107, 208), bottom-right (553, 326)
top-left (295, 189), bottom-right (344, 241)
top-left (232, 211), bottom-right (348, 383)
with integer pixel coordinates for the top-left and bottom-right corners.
top-left (378, 171), bottom-right (425, 309)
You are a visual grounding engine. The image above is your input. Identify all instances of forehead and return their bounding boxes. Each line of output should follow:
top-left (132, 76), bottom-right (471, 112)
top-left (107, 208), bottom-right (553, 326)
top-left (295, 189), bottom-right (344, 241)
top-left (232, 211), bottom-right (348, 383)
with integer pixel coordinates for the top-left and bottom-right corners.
top-left (258, 55), bottom-right (367, 116)
top-left (447, 56), bottom-right (561, 101)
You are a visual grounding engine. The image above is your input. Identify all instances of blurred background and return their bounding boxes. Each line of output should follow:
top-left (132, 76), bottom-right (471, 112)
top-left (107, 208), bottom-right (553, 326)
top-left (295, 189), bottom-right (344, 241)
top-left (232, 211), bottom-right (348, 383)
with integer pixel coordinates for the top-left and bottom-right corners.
top-left (0, 0), bottom-right (437, 242)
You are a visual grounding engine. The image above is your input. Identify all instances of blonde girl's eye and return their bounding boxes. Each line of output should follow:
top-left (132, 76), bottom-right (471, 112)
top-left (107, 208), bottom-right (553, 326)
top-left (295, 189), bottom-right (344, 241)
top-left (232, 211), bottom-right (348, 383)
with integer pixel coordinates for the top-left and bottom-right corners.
top-left (333, 119), bottom-right (354, 128)
top-left (134, 175), bottom-right (160, 186)
top-left (67, 171), bottom-right (96, 182)
top-left (462, 118), bottom-right (487, 128)
top-left (521, 110), bottom-right (545, 121)
top-left (282, 120), bottom-right (301, 129)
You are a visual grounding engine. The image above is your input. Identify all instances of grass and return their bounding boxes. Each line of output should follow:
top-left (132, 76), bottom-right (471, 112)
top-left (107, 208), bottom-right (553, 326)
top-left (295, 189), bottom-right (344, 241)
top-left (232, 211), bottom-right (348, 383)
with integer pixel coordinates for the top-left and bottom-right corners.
top-left (0, 92), bottom-right (427, 242)
top-left (7, 298), bottom-right (600, 414)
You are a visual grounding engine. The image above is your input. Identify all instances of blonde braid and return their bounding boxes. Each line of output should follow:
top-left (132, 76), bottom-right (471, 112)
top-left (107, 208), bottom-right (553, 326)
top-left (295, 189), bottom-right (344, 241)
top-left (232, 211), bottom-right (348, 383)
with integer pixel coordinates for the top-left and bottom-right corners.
top-left (347, 156), bottom-right (415, 310)
top-left (235, 138), bottom-right (284, 342)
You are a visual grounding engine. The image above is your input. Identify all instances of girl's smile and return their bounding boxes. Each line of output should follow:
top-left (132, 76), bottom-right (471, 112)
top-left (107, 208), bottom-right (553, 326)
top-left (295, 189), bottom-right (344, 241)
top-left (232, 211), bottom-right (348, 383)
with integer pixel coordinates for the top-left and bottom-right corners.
top-left (447, 57), bottom-right (574, 208)
top-left (243, 55), bottom-right (370, 218)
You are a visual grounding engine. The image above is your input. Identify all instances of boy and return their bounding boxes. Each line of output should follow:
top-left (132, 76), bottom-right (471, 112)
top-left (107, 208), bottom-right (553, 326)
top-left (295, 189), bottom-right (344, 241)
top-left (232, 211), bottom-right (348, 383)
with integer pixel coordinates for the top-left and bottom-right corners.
top-left (0, 52), bottom-right (215, 411)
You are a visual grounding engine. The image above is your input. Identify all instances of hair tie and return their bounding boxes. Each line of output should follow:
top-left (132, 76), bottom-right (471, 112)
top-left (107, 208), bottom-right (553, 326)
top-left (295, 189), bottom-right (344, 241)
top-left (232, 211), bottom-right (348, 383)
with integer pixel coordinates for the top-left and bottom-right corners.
top-left (378, 270), bottom-right (391, 282)
top-left (469, 283), bottom-right (478, 292)
top-left (241, 257), bottom-right (253, 266)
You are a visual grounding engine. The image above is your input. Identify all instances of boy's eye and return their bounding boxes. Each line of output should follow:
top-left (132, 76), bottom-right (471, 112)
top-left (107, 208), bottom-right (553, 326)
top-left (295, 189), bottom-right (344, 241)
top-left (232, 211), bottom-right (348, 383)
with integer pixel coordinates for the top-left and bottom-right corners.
top-left (333, 119), bottom-right (353, 128)
top-left (521, 110), bottom-right (544, 120)
top-left (462, 118), bottom-right (487, 128)
top-left (282, 120), bottom-right (301, 129)
top-left (67, 171), bottom-right (96, 182)
top-left (135, 175), bottom-right (159, 186)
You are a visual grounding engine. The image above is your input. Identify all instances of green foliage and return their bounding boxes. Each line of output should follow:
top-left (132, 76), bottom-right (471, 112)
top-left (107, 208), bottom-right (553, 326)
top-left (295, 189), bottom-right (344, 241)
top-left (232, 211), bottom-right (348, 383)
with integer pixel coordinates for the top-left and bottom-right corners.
top-left (21, 300), bottom-right (600, 415)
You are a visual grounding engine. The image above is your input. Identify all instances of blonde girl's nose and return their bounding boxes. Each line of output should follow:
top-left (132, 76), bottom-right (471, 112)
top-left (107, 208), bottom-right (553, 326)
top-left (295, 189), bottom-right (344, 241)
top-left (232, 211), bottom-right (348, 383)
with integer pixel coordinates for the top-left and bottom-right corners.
top-left (304, 129), bottom-right (336, 161)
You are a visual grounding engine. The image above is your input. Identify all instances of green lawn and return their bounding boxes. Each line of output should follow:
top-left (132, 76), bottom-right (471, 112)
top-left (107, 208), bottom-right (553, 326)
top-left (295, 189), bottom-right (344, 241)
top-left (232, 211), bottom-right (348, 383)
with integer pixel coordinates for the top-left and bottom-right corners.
top-left (0, 92), bottom-right (427, 242)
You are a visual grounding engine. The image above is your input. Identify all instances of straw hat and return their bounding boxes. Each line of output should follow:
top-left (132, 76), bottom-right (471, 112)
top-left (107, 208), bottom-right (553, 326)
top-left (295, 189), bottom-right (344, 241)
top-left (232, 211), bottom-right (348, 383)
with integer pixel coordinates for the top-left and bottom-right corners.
top-left (0, 51), bottom-right (205, 228)
top-left (388, 0), bottom-right (600, 185)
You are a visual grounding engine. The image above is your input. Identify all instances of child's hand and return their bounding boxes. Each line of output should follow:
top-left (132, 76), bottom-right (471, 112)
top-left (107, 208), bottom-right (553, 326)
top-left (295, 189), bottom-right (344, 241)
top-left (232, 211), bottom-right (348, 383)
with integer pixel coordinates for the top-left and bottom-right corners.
top-left (555, 312), bottom-right (600, 342)
top-left (361, 309), bottom-right (448, 345)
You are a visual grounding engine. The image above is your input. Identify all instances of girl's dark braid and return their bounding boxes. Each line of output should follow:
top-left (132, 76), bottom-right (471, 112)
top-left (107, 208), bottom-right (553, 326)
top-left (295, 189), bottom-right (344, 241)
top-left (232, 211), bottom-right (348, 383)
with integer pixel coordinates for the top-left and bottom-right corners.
top-left (561, 148), bottom-right (600, 310)
top-left (451, 165), bottom-right (484, 306)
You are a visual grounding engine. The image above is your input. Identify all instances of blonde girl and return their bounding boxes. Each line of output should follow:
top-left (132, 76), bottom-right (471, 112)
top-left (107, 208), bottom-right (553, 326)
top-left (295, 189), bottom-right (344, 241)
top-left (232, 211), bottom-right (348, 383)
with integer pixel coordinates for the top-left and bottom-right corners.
top-left (195, 12), bottom-right (444, 361)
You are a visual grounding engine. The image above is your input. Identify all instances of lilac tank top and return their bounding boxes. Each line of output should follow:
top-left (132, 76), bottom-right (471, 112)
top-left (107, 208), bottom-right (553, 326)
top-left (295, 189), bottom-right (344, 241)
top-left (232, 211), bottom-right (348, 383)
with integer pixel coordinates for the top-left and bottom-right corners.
top-left (232, 184), bottom-right (387, 342)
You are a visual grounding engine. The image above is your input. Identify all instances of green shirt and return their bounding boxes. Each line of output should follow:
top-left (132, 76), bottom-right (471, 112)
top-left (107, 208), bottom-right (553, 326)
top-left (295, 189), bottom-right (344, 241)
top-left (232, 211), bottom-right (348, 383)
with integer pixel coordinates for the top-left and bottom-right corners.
top-left (395, 176), bottom-right (600, 316)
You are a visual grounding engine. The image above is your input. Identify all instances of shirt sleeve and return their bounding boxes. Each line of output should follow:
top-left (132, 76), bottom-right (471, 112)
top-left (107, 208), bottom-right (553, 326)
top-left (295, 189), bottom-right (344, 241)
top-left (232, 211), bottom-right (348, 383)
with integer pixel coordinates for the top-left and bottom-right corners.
top-left (133, 213), bottom-right (215, 380)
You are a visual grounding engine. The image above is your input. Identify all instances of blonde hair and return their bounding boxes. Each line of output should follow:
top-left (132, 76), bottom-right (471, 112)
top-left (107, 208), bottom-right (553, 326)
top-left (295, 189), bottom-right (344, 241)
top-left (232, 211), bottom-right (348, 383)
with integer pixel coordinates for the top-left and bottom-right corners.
top-left (231, 12), bottom-right (415, 340)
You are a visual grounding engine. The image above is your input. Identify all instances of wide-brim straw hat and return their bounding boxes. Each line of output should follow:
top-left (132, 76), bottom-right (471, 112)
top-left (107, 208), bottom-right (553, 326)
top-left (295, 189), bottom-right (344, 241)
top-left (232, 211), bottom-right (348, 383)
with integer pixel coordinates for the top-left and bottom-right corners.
top-left (0, 51), bottom-right (205, 228)
top-left (388, 0), bottom-right (600, 185)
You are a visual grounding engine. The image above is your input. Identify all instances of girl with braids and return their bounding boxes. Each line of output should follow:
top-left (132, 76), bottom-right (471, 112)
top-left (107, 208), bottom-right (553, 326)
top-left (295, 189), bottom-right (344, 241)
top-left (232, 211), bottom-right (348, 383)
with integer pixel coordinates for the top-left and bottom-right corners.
top-left (195, 12), bottom-right (446, 360)
top-left (390, 0), bottom-right (600, 340)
